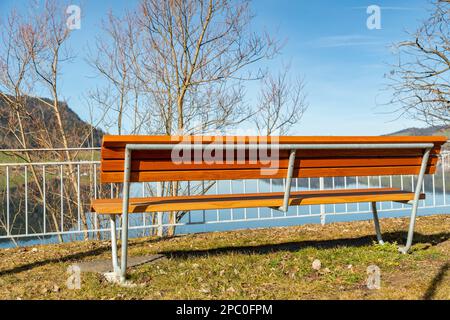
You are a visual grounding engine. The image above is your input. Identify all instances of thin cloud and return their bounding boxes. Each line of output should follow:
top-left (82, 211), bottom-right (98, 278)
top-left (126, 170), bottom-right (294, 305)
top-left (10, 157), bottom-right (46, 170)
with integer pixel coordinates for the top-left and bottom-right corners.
top-left (308, 35), bottom-right (384, 48)
top-left (351, 6), bottom-right (420, 11)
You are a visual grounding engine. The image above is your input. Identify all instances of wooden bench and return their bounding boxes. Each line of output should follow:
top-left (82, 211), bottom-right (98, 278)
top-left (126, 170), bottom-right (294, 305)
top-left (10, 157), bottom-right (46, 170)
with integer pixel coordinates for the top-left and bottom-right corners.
top-left (90, 135), bottom-right (447, 282)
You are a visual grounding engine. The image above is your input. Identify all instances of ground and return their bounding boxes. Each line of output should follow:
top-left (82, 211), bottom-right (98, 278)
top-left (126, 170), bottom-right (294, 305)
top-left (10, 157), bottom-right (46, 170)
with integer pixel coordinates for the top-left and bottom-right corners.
top-left (0, 214), bottom-right (449, 300)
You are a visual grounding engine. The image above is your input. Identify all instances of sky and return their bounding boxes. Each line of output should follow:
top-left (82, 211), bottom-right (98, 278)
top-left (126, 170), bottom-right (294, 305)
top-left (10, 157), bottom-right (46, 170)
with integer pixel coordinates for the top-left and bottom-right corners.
top-left (0, 0), bottom-right (435, 135)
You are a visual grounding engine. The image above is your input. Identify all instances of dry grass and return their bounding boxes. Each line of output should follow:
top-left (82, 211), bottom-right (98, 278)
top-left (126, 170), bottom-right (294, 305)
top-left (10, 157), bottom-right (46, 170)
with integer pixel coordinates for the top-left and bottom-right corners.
top-left (0, 214), bottom-right (449, 300)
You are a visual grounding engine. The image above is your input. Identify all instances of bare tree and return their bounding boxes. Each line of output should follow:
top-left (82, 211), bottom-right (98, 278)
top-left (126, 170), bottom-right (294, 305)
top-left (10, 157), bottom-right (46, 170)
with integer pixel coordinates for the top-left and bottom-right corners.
top-left (254, 65), bottom-right (308, 135)
top-left (29, 0), bottom-right (94, 237)
top-left (0, 4), bottom-right (66, 240)
top-left (30, 1), bottom-right (75, 154)
top-left (138, 0), bottom-right (281, 234)
top-left (0, 0), bottom-right (96, 240)
top-left (0, 7), bottom-right (38, 154)
top-left (388, 0), bottom-right (450, 125)
top-left (91, 0), bottom-right (281, 235)
top-left (133, 0), bottom-right (280, 134)
top-left (88, 11), bottom-right (141, 135)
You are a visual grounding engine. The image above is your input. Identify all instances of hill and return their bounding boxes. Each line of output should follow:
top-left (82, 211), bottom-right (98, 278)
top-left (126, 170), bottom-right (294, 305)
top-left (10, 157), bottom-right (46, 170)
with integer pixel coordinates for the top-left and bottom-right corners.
top-left (386, 125), bottom-right (450, 139)
top-left (0, 95), bottom-right (104, 149)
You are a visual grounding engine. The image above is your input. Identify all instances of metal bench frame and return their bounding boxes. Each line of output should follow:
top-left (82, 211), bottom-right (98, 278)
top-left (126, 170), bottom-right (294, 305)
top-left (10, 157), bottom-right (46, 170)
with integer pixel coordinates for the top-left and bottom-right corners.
top-left (109, 142), bottom-right (433, 282)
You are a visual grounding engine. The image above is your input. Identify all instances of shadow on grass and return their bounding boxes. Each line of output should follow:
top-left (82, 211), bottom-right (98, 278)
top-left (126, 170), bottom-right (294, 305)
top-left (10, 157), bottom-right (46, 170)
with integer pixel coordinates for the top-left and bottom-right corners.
top-left (0, 237), bottom-right (158, 277)
top-left (0, 231), bottom-right (448, 278)
top-left (161, 231), bottom-right (450, 259)
top-left (423, 262), bottom-right (450, 300)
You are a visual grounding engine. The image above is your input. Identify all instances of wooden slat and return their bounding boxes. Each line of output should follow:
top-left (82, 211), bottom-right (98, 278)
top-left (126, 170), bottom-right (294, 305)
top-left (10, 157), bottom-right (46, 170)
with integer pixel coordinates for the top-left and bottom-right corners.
top-left (102, 135), bottom-right (448, 148)
top-left (101, 147), bottom-right (441, 160)
top-left (101, 156), bottom-right (439, 172)
top-left (101, 165), bottom-right (437, 182)
top-left (91, 188), bottom-right (425, 214)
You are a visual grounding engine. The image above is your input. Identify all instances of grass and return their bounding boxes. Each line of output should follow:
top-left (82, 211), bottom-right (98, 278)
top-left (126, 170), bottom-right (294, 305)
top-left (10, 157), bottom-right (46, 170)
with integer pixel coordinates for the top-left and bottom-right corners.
top-left (0, 214), bottom-right (449, 300)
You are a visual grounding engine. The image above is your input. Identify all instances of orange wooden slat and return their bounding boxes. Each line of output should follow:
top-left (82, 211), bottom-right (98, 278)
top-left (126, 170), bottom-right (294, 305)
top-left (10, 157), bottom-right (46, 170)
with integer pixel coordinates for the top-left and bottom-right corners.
top-left (101, 147), bottom-right (440, 160)
top-left (100, 156), bottom-right (439, 172)
top-left (102, 135), bottom-right (448, 148)
top-left (101, 165), bottom-right (436, 183)
top-left (90, 188), bottom-right (425, 214)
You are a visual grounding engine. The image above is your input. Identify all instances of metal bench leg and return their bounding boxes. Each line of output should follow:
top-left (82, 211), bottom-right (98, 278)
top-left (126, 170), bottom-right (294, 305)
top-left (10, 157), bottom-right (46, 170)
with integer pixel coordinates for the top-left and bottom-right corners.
top-left (110, 215), bottom-right (120, 274)
top-left (278, 149), bottom-right (296, 212)
top-left (120, 147), bottom-right (132, 282)
top-left (399, 148), bottom-right (431, 254)
top-left (371, 202), bottom-right (384, 245)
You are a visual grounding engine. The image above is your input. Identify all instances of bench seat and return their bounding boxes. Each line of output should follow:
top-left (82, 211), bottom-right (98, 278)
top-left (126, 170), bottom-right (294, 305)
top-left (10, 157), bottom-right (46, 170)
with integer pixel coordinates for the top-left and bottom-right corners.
top-left (90, 188), bottom-right (425, 214)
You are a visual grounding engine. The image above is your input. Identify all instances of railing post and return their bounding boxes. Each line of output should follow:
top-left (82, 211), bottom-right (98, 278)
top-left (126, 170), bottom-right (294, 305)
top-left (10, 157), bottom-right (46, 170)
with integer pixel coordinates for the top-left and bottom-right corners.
top-left (320, 177), bottom-right (326, 225)
top-left (43, 165), bottom-right (46, 234)
top-left (6, 166), bottom-right (10, 236)
top-left (157, 182), bottom-right (163, 237)
top-left (24, 166), bottom-right (28, 235)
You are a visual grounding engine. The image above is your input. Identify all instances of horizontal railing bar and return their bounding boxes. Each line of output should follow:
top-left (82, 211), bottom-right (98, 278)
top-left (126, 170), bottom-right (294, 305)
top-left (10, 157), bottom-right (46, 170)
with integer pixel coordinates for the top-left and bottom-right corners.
top-left (0, 147), bottom-right (100, 153)
top-left (0, 160), bottom-right (100, 167)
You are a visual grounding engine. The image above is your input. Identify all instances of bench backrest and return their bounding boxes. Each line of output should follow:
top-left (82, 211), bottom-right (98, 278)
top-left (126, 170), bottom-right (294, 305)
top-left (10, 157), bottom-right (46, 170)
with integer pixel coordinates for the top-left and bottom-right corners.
top-left (100, 136), bottom-right (447, 183)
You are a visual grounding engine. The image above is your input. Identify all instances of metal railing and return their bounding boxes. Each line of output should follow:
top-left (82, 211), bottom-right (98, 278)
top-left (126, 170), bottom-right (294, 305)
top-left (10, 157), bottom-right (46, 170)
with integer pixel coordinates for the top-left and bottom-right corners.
top-left (1, 147), bottom-right (450, 247)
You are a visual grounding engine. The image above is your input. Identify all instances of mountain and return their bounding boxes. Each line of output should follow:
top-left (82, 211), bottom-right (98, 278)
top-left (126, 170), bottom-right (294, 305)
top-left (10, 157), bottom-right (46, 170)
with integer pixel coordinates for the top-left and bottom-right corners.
top-left (385, 125), bottom-right (449, 150)
top-left (0, 95), bottom-right (104, 149)
top-left (385, 125), bottom-right (450, 139)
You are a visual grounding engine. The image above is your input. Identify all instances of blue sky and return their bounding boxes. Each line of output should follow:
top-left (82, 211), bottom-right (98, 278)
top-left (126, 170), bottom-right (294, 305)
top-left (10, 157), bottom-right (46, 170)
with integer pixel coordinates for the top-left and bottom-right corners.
top-left (0, 0), bottom-right (434, 135)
